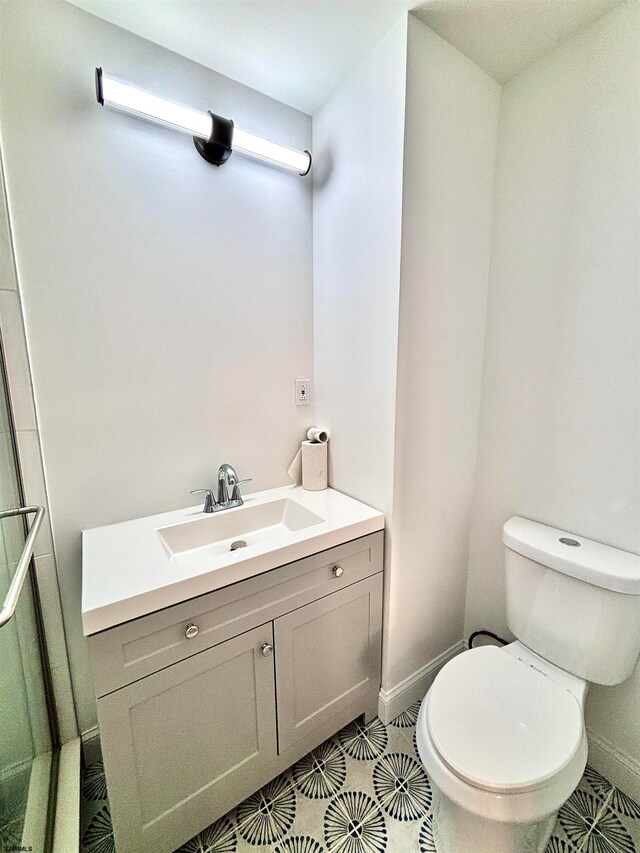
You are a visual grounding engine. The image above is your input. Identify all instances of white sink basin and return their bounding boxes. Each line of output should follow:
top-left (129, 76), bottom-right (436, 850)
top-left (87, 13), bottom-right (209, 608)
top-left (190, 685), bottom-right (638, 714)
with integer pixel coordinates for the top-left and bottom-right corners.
top-left (82, 485), bottom-right (384, 635)
top-left (158, 498), bottom-right (324, 558)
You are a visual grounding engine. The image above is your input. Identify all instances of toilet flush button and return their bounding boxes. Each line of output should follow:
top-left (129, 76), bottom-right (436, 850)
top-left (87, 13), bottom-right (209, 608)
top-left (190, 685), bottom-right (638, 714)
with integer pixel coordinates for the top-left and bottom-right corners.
top-left (559, 537), bottom-right (581, 547)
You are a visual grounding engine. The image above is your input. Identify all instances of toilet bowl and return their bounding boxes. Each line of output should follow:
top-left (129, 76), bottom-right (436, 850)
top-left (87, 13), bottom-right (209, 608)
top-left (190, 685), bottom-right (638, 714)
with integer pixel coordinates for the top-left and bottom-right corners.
top-left (416, 643), bottom-right (588, 853)
top-left (414, 516), bottom-right (640, 853)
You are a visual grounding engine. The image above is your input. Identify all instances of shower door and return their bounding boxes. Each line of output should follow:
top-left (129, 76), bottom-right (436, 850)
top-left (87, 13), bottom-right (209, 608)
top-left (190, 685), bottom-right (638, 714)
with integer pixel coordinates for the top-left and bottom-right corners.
top-left (0, 314), bottom-right (56, 848)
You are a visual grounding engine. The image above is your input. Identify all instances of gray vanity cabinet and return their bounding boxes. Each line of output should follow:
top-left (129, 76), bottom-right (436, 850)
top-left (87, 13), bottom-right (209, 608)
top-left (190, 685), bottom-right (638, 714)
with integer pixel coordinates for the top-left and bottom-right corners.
top-left (95, 624), bottom-right (278, 853)
top-left (90, 532), bottom-right (383, 853)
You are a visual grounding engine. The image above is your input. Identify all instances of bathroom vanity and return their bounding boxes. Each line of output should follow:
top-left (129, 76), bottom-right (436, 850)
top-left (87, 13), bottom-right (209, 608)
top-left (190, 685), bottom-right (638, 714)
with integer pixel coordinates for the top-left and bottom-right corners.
top-left (82, 486), bottom-right (384, 853)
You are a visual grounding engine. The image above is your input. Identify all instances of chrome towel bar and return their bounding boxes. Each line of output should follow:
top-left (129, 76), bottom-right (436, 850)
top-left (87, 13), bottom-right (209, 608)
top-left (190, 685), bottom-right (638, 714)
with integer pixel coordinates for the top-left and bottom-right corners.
top-left (0, 505), bottom-right (45, 629)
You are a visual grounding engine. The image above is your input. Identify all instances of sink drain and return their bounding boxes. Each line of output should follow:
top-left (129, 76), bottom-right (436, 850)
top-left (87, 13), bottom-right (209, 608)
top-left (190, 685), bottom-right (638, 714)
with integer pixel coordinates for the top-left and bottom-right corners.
top-left (230, 540), bottom-right (247, 551)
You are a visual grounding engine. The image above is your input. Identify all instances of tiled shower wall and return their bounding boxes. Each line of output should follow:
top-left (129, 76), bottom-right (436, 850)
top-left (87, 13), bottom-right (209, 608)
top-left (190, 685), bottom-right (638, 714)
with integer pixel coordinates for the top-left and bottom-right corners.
top-left (0, 149), bottom-right (77, 744)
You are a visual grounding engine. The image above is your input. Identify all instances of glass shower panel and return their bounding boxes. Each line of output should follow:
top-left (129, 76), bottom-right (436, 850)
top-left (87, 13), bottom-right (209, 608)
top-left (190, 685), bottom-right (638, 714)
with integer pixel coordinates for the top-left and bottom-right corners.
top-left (0, 359), bottom-right (53, 848)
top-left (0, 371), bottom-right (29, 844)
top-left (0, 167), bottom-right (54, 848)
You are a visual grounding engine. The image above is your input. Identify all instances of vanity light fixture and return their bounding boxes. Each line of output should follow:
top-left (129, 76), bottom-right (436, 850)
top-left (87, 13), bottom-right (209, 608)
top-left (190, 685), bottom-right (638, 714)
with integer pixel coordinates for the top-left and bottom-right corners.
top-left (95, 68), bottom-right (312, 175)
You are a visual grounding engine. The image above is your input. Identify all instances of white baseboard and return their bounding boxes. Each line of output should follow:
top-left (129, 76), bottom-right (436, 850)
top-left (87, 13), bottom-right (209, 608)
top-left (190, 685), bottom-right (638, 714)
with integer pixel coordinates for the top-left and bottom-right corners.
top-left (378, 640), bottom-right (466, 724)
top-left (587, 727), bottom-right (640, 804)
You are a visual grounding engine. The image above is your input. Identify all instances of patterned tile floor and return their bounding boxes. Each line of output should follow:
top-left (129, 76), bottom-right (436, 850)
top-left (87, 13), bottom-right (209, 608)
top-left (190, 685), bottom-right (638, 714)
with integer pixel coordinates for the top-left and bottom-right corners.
top-left (81, 703), bottom-right (640, 853)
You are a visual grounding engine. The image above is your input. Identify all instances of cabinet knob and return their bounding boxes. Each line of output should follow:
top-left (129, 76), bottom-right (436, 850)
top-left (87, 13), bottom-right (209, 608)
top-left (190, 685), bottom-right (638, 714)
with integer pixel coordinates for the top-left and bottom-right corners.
top-left (332, 565), bottom-right (344, 578)
top-left (261, 642), bottom-right (273, 657)
top-left (185, 623), bottom-right (199, 639)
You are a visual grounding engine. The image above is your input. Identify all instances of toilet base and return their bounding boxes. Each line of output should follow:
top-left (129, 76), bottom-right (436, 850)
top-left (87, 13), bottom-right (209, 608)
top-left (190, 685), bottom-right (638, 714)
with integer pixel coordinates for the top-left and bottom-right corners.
top-left (416, 672), bottom-right (588, 853)
top-left (431, 785), bottom-right (557, 853)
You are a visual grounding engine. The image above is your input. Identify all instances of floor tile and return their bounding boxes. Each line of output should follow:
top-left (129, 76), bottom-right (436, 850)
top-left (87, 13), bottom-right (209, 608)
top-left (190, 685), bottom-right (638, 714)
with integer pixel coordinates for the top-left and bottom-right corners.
top-left (81, 716), bottom-right (640, 853)
top-left (272, 836), bottom-right (325, 852)
top-left (175, 814), bottom-right (238, 852)
top-left (338, 749), bottom-right (386, 806)
top-left (384, 720), bottom-right (419, 763)
top-left (587, 802), bottom-right (637, 853)
top-left (595, 790), bottom-right (640, 853)
top-left (388, 700), bottom-right (420, 737)
top-left (337, 718), bottom-right (389, 764)
top-left (273, 784), bottom-right (326, 850)
top-left (82, 760), bottom-right (109, 804)
top-left (581, 765), bottom-right (614, 805)
top-left (323, 789), bottom-right (387, 852)
top-left (546, 820), bottom-right (581, 852)
top-left (81, 760), bottom-right (112, 853)
top-left (82, 803), bottom-right (115, 853)
top-left (292, 736), bottom-right (348, 803)
top-left (389, 701), bottom-right (422, 763)
top-left (368, 728), bottom-right (432, 852)
top-left (374, 750), bottom-right (432, 823)
top-left (556, 787), bottom-right (607, 851)
top-left (234, 774), bottom-right (298, 848)
top-left (373, 806), bottom-right (426, 851)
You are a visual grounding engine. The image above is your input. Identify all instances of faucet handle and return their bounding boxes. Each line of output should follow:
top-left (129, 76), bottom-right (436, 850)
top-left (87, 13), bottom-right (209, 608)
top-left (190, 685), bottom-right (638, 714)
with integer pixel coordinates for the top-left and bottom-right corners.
top-left (190, 489), bottom-right (216, 513)
top-left (231, 479), bottom-right (252, 502)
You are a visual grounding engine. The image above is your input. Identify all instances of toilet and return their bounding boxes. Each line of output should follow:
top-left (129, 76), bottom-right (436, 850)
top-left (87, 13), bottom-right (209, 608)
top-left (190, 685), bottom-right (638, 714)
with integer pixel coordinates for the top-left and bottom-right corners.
top-left (416, 516), bottom-right (640, 853)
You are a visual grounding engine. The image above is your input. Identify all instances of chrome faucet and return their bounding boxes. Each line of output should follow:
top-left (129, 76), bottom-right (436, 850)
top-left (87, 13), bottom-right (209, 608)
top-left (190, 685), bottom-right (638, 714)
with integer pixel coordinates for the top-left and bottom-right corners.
top-left (217, 463), bottom-right (251, 509)
top-left (191, 464), bottom-right (251, 514)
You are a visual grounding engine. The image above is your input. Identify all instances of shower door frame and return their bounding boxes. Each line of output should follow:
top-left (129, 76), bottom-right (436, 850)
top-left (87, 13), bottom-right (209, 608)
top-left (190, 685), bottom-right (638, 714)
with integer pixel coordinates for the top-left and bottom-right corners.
top-left (0, 325), bottom-right (61, 852)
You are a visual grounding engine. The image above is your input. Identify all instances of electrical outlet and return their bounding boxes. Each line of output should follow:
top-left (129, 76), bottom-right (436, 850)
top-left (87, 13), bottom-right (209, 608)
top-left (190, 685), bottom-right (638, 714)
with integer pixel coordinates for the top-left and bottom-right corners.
top-left (295, 378), bottom-right (313, 406)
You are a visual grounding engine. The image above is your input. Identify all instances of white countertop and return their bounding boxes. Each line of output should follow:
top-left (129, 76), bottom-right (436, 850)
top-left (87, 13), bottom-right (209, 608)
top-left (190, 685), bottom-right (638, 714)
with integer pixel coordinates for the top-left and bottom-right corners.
top-left (82, 485), bottom-right (384, 635)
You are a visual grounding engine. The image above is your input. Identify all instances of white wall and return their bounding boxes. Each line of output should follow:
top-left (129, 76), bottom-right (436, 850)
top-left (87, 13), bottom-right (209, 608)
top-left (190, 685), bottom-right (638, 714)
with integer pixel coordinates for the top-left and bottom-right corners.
top-left (312, 13), bottom-right (501, 714)
top-left (465, 1), bottom-right (640, 795)
top-left (383, 16), bottom-right (500, 699)
top-left (313, 17), bottom-right (407, 523)
top-left (0, 0), bottom-right (313, 734)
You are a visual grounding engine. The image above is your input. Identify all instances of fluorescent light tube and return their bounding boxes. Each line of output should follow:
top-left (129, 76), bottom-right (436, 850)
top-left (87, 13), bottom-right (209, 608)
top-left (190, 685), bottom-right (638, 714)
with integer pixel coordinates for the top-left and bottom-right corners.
top-left (97, 71), bottom-right (212, 139)
top-left (96, 69), bottom-right (311, 175)
top-left (232, 128), bottom-right (311, 174)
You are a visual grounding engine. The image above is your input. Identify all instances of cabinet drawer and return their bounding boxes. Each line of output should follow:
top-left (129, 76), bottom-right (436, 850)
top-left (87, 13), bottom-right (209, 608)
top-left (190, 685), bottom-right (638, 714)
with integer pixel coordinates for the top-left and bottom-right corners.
top-left (89, 531), bottom-right (383, 696)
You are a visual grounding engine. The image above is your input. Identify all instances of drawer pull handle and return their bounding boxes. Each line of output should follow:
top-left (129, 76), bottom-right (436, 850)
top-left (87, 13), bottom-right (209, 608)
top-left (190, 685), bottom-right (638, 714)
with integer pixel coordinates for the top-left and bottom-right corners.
top-left (261, 642), bottom-right (273, 657)
top-left (185, 623), bottom-right (199, 639)
top-left (332, 565), bottom-right (344, 578)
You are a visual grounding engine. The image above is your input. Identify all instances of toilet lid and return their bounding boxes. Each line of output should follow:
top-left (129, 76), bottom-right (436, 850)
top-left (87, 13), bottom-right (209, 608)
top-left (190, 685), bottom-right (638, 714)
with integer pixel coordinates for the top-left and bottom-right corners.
top-left (427, 646), bottom-right (583, 794)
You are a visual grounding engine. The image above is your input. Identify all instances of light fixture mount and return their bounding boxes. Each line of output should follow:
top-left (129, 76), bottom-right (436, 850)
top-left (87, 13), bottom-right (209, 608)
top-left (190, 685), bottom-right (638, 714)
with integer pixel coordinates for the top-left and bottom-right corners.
top-left (96, 66), bottom-right (104, 105)
top-left (193, 112), bottom-right (234, 166)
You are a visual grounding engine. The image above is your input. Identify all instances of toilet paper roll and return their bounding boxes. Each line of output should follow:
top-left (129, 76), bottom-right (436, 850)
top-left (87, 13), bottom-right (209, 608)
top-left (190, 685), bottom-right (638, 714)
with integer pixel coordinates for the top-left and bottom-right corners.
top-left (288, 426), bottom-right (330, 484)
top-left (302, 440), bottom-right (328, 491)
top-left (307, 427), bottom-right (328, 443)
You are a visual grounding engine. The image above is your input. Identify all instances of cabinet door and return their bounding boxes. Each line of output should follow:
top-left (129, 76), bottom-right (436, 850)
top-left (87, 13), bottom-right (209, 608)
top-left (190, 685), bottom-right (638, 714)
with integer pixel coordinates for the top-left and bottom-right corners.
top-left (274, 574), bottom-right (383, 755)
top-left (97, 624), bottom-right (277, 853)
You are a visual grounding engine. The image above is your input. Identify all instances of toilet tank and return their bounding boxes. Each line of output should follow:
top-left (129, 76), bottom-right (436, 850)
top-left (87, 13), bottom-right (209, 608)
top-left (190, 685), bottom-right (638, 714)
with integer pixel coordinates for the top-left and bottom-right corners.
top-left (504, 517), bottom-right (640, 685)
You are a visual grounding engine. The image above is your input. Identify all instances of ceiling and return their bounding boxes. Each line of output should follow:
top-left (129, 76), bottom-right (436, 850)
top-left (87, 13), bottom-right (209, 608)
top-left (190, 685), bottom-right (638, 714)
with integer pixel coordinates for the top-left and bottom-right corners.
top-left (66, 0), bottom-right (622, 114)
top-left (66, 0), bottom-right (414, 114)
top-left (414, 0), bottom-right (622, 84)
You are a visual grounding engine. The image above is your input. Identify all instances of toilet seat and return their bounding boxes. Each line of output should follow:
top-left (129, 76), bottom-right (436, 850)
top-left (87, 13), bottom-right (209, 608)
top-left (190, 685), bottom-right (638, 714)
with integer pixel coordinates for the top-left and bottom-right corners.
top-left (426, 646), bottom-right (583, 795)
